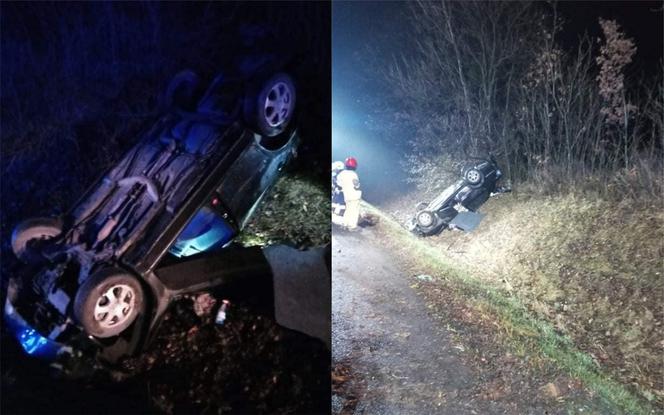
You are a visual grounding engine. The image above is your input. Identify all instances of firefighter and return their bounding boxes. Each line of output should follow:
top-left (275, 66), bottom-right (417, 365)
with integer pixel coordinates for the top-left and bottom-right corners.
top-left (331, 161), bottom-right (346, 223)
top-left (336, 157), bottom-right (362, 229)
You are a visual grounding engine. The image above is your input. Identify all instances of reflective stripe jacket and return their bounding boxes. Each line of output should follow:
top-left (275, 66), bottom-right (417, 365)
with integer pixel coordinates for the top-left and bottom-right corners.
top-left (336, 169), bottom-right (362, 201)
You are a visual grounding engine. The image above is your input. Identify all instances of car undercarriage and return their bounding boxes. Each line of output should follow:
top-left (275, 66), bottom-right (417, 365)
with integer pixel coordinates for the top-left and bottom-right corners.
top-left (408, 156), bottom-right (510, 236)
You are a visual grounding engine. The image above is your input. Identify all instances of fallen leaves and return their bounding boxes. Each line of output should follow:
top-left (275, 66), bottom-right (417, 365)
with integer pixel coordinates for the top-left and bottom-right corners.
top-left (332, 360), bottom-right (365, 415)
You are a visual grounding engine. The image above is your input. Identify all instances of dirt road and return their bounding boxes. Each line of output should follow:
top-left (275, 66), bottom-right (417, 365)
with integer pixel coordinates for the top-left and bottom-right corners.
top-left (332, 226), bottom-right (604, 415)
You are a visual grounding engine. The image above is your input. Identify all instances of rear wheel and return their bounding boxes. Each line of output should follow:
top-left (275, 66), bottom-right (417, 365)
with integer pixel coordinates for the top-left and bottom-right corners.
top-left (463, 167), bottom-right (484, 188)
top-left (464, 168), bottom-right (483, 185)
top-left (74, 268), bottom-right (144, 338)
top-left (244, 73), bottom-right (296, 139)
top-left (11, 217), bottom-right (63, 263)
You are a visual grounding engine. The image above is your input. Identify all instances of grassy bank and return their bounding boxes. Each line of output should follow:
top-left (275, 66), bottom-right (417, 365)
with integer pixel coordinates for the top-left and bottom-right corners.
top-left (236, 174), bottom-right (330, 248)
top-left (366, 197), bottom-right (662, 414)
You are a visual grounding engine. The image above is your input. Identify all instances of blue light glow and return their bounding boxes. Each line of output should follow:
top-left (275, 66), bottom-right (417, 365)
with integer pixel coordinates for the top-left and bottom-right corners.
top-left (18, 328), bottom-right (48, 355)
top-left (169, 207), bottom-right (235, 257)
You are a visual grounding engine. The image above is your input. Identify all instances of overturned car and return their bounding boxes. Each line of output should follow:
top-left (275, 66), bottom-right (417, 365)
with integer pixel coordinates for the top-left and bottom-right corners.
top-left (408, 156), bottom-right (510, 236)
top-left (5, 67), bottom-right (298, 363)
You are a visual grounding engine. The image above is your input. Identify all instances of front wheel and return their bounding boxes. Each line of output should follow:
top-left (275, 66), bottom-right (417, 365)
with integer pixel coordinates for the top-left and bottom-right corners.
top-left (11, 217), bottom-right (63, 263)
top-left (244, 73), bottom-right (296, 138)
top-left (414, 211), bottom-right (446, 236)
top-left (415, 210), bottom-right (437, 228)
top-left (74, 268), bottom-right (144, 338)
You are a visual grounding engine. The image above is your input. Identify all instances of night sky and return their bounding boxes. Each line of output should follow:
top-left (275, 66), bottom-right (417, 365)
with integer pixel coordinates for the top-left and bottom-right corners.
top-left (557, 1), bottom-right (663, 76)
top-left (332, 1), bottom-right (663, 204)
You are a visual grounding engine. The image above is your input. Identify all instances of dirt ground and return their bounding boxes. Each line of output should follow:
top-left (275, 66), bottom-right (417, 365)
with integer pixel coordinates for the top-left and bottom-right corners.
top-left (331, 225), bottom-right (613, 415)
top-left (2, 292), bottom-right (330, 415)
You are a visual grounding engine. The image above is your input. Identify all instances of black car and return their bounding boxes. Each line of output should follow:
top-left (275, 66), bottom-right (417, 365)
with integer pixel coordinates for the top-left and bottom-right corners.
top-left (4, 68), bottom-right (298, 363)
top-left (408, 156), bottom-right (510, 236)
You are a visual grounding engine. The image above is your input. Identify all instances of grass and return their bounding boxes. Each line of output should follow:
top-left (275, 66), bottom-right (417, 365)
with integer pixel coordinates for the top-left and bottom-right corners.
top-left (236, 174), bottom-right (330, 248)
top-left (443, 193), bottom-right (663, 401)
top-left (364, 200), bottom-right (660, 415)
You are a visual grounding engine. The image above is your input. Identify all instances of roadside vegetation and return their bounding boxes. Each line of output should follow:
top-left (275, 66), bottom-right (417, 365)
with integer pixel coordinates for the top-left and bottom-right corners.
top-left (368, 2), bottom-right (662, 412)
top-left (368, 201), bottom-right (660, 414)
top-left (237, 173), bottom-right (331, 248)
top-left (380, 1), bottom-right (662, 201)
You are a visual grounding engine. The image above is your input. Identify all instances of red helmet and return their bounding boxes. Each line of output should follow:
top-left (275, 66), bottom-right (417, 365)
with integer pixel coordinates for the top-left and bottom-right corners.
top-left (344, 157), bottom-right (357, 170)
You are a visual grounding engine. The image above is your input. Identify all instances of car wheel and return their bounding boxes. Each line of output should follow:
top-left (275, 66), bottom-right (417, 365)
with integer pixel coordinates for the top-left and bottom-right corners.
top-left (464, 168), bottom-right (484, 186)
top-left (416, 210), bottom-right (436, 228)
top-left (74, 268), bottom-right (144, 338)
top-left (244, 73), bottom-right (296, 138)
top-left (162, 70), bottom-right (201, 112)
top-left (11, 217), bottom-right (63, 263)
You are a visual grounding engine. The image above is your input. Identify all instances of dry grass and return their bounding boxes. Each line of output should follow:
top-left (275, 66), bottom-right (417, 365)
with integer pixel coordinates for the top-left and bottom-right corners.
top-left (517, 157), bottom-right (664, 201)
top-left (381, 190), bottom-right (664, 408)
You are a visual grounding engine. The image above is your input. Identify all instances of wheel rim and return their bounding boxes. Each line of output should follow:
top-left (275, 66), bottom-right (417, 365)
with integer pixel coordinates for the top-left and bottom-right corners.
top-left (466, 169), bottom-right (481, 183)
top-left (264, 82), bottom-right (293, 128)
top-left (418, 212), bottom-right (434, 227)
top-left (93, 284), bottom-right (136, 329)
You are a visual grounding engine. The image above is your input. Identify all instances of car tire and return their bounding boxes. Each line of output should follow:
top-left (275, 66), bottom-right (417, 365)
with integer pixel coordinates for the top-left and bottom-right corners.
top-left (464, 168), bottom-right (484, 187)
top-left (416, 210), bottom-right (437, 229)
top-left (419, 222), bottom-right (445, 236)
top-left (11, 217), bottom-right (63, 263)
top-left (74, 268), bottom-right (144, 339)
top-left (244, 73), bottom-right (296, 138)
top-left (162, 70), bottom-right (202, 112)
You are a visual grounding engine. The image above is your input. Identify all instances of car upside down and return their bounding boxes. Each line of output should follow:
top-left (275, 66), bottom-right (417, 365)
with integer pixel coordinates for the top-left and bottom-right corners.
top-left (5, 67), bottom-right (299, 364)
top-left (407, 156), bottom-right (510, 236)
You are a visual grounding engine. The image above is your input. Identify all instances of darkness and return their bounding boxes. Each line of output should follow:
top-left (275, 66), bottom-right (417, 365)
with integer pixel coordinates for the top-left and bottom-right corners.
top-left (332, 0), bottom-right (663, 205)
top-left (1, 2), bottom-right (331, 253)
top-left (1, 2), bottom-right (330, 414)
top-left (557, 1), bottom-right (663, 77)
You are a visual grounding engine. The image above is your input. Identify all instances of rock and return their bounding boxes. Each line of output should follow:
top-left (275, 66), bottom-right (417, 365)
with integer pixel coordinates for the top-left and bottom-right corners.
top-left (541, 382), bottom-right (560, 398)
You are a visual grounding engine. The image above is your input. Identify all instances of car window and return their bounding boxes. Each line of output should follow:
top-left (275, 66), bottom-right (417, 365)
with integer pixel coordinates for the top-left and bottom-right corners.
top-left (169, 207), bottom-right (235, 257)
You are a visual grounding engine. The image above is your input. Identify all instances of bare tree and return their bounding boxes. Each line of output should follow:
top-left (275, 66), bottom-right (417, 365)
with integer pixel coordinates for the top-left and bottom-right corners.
top-left (381, 1), bottom-right (662, 199)
top-left (385, 0), bottom-right (543, 189)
